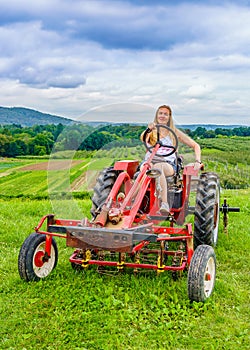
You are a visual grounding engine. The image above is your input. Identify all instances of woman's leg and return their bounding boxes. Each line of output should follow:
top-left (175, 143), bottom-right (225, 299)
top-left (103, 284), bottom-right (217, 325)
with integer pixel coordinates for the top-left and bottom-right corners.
top-left (153, 162), bottom-right (175, 212)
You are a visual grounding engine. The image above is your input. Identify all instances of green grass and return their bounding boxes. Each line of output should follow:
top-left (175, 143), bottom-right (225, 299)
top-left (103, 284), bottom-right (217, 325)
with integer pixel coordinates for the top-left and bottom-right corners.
top-left (0, 159), bottom-right (91, 199)
top-left (0, 158), bottom-right (38, 173)
top-left (0, 161), bottom-right (24, 171)
top-left (0, 190), bottom-right (249, 350)
top-left (0, 171), bottom-right (48, 196)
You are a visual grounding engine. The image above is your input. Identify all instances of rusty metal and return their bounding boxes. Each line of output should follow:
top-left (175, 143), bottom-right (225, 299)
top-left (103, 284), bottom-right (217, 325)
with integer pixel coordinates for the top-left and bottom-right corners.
top-left (220, 198), bottom-right (240, 234)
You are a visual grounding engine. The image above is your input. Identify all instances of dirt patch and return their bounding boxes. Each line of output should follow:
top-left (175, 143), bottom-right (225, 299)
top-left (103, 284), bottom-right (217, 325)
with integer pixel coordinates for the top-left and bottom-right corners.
top-left (70, 163), bottom-right (96, 191)
top-left (20, 160), bottom-right (82, 171)
top-left (71, 172), bottom-right (87, 191)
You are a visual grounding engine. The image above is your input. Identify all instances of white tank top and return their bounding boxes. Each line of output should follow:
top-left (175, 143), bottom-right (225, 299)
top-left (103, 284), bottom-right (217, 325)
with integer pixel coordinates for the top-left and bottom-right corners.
top-left (145, 135), bottom-right (176, 163)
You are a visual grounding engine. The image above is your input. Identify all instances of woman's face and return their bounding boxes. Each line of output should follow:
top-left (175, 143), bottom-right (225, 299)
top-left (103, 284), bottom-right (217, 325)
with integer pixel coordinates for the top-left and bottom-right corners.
top-left (156, 107), bottom-right (170, 124)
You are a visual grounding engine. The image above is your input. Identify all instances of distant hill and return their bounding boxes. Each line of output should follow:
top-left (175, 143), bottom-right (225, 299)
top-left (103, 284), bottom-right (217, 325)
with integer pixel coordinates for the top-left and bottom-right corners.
top-left (73, 121), bottom-right (247, 130)
top-left (0, 106), bottom-right (247, 129)
top-left (0, 106), bottom-right (74, 126)
top-left (179, 124), bottom-right (246, 130)
top-left (80, 122), bottom-right (247, 130)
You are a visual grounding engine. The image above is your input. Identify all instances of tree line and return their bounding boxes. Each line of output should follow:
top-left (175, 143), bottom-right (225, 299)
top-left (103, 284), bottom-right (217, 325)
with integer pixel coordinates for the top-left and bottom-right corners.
top-left (0, 123), bottom-right (249, 157)
top-left (186, 126), bottom-right (250, 138)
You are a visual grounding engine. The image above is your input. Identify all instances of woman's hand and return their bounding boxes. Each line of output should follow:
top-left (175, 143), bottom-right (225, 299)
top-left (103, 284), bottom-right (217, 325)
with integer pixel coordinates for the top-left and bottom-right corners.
top-left (193, 161), bottom-right (202, 171)
top-left (148, 122), bottom-right (156, 130)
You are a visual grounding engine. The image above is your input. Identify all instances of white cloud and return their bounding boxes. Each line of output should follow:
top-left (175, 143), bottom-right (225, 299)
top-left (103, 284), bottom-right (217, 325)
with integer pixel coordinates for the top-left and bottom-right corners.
top-left (181, 85), bottom-right (215, 98)
top-left (0, 0), bottom-right (249, 125)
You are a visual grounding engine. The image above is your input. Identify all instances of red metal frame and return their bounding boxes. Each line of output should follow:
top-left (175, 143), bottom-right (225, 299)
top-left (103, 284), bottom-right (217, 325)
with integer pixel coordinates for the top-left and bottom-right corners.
top-left (34, 220), bottom-right (193, 274)
top-left (34, 142), bottom-right (198, 274)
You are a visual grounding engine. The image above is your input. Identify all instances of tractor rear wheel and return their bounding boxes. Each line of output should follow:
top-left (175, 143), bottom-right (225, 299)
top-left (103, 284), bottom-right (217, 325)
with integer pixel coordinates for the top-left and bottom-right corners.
top-left (187, 244), bottom-right (216, 302)
top-left (18, 233), bottom-right (58, 281)
top-left (194, 172), bottom-right (220, 249)
top-left (91, 167), bottom-right (120, 219)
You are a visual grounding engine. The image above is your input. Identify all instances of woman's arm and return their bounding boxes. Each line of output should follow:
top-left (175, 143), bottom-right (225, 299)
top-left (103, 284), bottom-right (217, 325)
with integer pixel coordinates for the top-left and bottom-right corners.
top-left (175, 128), bottom-right (201, 164)
top-left (140, 123), bottom-right (156, 143)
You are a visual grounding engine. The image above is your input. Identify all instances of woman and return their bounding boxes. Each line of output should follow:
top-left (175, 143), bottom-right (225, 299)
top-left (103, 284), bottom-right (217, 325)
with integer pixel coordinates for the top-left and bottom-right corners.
top-left (141, 105), bottom-right (202, 214)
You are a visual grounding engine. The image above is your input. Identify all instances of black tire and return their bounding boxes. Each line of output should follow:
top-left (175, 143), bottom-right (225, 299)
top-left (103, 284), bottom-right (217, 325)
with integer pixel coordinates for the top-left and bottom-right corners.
top-left (91, 167), bottom-right (120, 218)
top-left (187, 244), bottom-right (216, 302)
top-left (18, 233), bottom-right (58, 281)
top-left (194, 172), bottom-right (220, 249)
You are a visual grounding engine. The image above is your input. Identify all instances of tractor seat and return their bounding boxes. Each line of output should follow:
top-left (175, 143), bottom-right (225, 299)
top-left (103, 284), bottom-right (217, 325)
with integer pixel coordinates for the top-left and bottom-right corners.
top-left (167, 155), bottom-right (184, 185)
top-left (133, 155), bottom-right (183, 182)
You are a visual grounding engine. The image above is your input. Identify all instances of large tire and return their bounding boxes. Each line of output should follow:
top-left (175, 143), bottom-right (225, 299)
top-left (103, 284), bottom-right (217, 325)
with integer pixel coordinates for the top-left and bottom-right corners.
top-left (187, 244), bottom-right (216, 302)
top-left (194, 172), bottom-right (220, 249)
top-left (91, 167), bottom-right (120, 218)
top-left (18, 233), bottom-right (58, 281)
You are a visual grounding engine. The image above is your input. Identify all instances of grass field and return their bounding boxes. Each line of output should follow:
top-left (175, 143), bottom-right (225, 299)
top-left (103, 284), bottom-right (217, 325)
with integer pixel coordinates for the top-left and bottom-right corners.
top-left (0, 189), bottom-right (249, 350)
top-left (0, 138), bottom-right (249, 349)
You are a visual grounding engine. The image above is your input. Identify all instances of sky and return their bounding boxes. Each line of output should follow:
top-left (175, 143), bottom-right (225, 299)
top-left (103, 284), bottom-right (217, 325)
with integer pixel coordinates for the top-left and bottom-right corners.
top-left (0, 0), bottom-right (250, 125)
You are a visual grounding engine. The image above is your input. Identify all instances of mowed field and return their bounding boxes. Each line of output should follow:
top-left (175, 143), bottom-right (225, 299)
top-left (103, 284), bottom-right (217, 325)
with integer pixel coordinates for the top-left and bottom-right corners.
top-left (0, 157), bottom-right (113, 199)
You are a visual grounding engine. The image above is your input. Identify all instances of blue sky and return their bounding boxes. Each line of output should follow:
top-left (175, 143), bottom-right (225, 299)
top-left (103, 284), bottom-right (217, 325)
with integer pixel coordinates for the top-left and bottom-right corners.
top-left (0, 0), bottom-right (250, 125)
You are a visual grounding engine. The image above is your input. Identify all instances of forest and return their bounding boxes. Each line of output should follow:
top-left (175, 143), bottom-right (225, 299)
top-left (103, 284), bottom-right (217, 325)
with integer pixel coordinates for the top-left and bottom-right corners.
top-left (0, 122), bottom-right (249, 157)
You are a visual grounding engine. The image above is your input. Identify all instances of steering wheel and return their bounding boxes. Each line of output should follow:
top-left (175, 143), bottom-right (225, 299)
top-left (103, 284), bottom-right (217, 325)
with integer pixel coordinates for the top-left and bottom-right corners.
top-left (143, 124), bottom-right (178, 157)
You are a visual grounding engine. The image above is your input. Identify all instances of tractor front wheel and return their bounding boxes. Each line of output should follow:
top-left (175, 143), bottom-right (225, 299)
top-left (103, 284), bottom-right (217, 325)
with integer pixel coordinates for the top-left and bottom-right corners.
top-left (187, 244), bottom-right (216, 302)
top-left (18, 233), bottom-right (58, 281)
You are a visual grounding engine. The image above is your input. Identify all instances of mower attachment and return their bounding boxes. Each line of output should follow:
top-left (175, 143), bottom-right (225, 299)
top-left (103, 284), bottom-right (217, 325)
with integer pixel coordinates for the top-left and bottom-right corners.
top-left (48, 224), bottom-right (157, 252)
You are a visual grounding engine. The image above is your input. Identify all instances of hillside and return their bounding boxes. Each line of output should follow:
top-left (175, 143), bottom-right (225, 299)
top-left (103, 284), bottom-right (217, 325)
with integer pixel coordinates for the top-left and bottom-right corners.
top-left (0, 106), bottom-right (248, 129)
top-left (0, 106), bottom-right (74, 126)
top-left (179, 124), bottom-right (246, 130)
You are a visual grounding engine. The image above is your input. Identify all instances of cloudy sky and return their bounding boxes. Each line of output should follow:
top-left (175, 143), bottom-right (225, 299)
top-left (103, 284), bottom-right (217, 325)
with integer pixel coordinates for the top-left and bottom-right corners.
top-left (0, 0), bottom-right (250, 125)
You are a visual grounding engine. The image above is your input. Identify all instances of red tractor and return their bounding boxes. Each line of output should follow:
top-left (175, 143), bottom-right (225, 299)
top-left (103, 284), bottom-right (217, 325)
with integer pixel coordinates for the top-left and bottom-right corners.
top-left (18, 125), bottom-right (239, 302)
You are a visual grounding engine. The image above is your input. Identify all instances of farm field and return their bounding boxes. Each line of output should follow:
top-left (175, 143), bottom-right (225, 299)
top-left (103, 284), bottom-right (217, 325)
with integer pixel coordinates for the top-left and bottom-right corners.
top-left (0, 137), bottom-right (249, 349)
top-left (0, 137), bottom-right (249, 200)
top-left (0, 156), bottom-right (117, 200)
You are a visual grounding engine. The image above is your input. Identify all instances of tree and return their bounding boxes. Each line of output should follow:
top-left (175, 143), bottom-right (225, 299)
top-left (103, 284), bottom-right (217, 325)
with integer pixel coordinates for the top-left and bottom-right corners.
top-left (204, 130), bottom-right (216, 138)
top-left (215, 128), bottom-right (231, 137)
top-left (79, 131), bottom-right (119, 151)
top-left (0, 134), bottom-right (10, 156)
top-left (193, 127), bottom-right (207, 138)
top-left (34, 145), bottom-right (47, 156)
